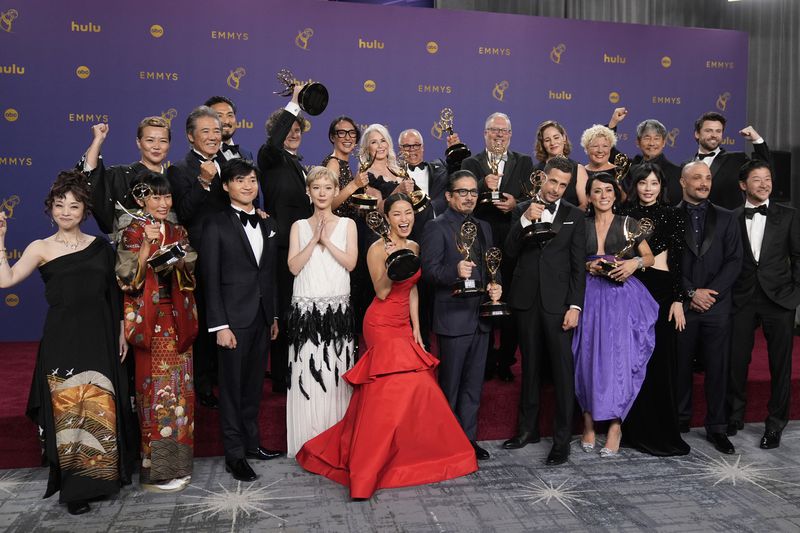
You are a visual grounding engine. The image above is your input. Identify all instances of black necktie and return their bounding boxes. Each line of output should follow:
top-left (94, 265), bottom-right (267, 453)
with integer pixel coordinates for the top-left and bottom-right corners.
top-left (238, 211), bottom-right (259, 228)
top-left (744, 205), bottom-right (768, 219)
top-left (222, 143), bottom-right (239, 154)
top-left (408, 162), bottom-right (427, 171)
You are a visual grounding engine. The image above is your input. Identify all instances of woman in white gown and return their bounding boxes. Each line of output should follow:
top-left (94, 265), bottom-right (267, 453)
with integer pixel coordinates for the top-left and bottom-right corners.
top-left (286, 166), bottom-right (358, 457)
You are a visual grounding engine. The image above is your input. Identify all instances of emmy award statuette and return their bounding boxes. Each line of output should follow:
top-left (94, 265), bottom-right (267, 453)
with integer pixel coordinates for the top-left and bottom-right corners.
top-left (439, 107), bottom-right (471, 164)
top-left (479, 247), bottom-right (511, 318)
top-left (395, 150), bottom-right (430, 214)
top-left (521, 169), bottom-right (556, 243)
top-left (479, 138), bottom-right (505, 204)
top-left (598, 217), bottom-right (654, 283)
top-left (451, 220), bottom-right (485, 297)
top-left (274, 68), bottom-right (329, 116)
top-left (613, 152), bottom-right (631, 184)
top-left (351, 152), bottom-right (379, 211)
top-left (366, 211), bottom-right (420, 281)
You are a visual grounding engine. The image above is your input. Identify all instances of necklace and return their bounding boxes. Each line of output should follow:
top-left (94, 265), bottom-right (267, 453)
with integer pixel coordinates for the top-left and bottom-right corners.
top-left (54, 234), bottom-right (85, 250)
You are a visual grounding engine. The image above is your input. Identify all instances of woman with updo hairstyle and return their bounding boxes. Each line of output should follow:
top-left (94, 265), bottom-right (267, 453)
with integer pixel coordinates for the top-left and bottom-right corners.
top-left (0, 170), bottom-right (135, 515)
top-left (116, 172), bottom-right (198, 492)
top-left (286, 166), bottom-right (357, 458)
top-left (577, 124), bottom-right (619, 209)
top-left (533, 120), bottom-right (588, 208)
top-left (321, 116), bottom-right (367, 219)
top-left (296, 193), bottom-right (477, 500)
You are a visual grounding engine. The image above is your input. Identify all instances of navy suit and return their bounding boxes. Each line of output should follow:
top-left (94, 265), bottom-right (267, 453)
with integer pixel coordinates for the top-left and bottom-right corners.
top-left (201, 207), bottom-right (278, 460)
top-left (421, 207), bottom-right (492, 440)
top-left (676, 201), bottom-right (742, 433)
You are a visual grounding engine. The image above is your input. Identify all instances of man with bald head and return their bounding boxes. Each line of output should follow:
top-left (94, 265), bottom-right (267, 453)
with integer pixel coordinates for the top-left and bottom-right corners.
top-left (676, 161), bottom-right (742, 454)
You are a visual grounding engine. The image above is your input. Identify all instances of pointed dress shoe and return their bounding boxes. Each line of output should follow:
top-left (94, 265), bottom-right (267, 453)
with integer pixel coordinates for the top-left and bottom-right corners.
top-left (67, 500), bottom-right (91, 515)
top-left (706, 432), bottom-right (735, 454)
top-left (545, 447), bottom-right (569, 465)
top-left (726, 420), bottom-right (744, 436)
top-left (225, 458), bottom-right (258, 482)
top-left (759, 430), bottom-right (781, 449)
top-left (471, 441), bottom-right (490, 460)
top-left (502, 432), bottom-right (541, 450)
top-left (246, 446), bottom-right (283, 460)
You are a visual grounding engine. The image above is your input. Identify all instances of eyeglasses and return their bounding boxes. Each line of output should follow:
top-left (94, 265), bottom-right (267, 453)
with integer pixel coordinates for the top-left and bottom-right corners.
top-left (399, 143), bottom-right (422, 151)
top-left (451, 188), bottom-right (479, 198)
top-left (334, 129), bottom-right (358, 139)
top-left (486, 128), bottom-right (511, 135)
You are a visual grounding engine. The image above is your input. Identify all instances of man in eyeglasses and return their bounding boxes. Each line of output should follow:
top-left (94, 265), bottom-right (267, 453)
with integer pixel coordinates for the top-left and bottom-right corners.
top-left (462, 113), bottom-right (532, 382)
top-left (421, 170), bottom-right (502, 462)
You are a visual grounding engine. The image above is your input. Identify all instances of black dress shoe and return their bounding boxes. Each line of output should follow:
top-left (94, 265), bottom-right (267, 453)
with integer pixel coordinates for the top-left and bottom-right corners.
top-left (760, 430), bottom-right (781, 449)
top-left (545, 447), bottom-right (569, 466)
top-left (706, 432), bottom-right (735, 454)
top-left (197, 392), bottom-right (219, 409)
top-left (502, 432), bottom-right (540, 449)
top-left (245, 446), bottom-right (283, 460)
top-left (225, 458), bottom-right (257, 482)
top-left (67, 500), bottom-right (90, 515)
top-left (726, 420), bottom-right (743, 436)
top-left (471, 441), bottom-right (490, 460)
top-left (497, 365), bottom-right (514, 382)
top-left (678, 420), bottom-right (690, 434)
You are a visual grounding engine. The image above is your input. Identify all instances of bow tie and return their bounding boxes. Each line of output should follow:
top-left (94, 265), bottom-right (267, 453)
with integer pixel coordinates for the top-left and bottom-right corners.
top-left (238, 211), bottom-right (259, 228)
top-left (194, 151), bottom-right (217, 163)
top-left (544, 202), bottom-right (557, 214)
top-left (408, 162), bottom-right (427, 172)
top-left (695, 150), bottom-right (718, 160)
top-left (686, 201), bottom-right (708, 214)
top-left (222, 143), bottom-right (239, 154)
top-left (744, 205), bottom-right (768, 219)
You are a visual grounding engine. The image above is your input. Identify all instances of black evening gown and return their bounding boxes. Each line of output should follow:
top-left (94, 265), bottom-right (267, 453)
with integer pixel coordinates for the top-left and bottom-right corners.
top-left (620, 203), bottom-right (690, 456)
top-left (26, 238), bottom-right (135, 503)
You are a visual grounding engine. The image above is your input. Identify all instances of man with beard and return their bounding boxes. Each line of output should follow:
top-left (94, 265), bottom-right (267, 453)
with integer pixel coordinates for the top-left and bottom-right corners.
top-left (204, 96), bottom-right (254, 162)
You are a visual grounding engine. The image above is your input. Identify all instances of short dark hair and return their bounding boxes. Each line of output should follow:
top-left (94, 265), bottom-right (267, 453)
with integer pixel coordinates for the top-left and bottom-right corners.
top-left (220, 158), bottom-right (259, 184)
top-left (45, 170), bottom-right (92, 220)
top-left (328, 116), bottom-right (360, 145)
top-left (738, 159), bottom-right (773, 182)
top-left (132, 171), bottom-right (171, 196)
top-left (447, 170), bottom-right (477, 191)
top-left (204, 96), bottom-right (237, 114)
top-left (626, 162), bottom-right (668, 204)
top-left (266, 108), bottom-right (306, 136)
top-left (137, 116), bottom-right (171, 141)
top-left (185, 106), bottom-right (220, 135)
top-left (694, 111), bottom-right (727, 134)
top-left (544, 155), bottom-right (574, 175)
top-left (585, 172), bottom-right (622, 217)
top-left (383, 193), bottom-right (413, 215)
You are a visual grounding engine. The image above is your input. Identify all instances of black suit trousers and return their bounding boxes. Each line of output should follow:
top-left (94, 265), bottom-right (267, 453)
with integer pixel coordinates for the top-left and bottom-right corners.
top-left (218, 306), bottom-right (269, 460)
top-left (192, 263), bottom-right (218, 396)
top-left (437, 328), bottom-right (489, 440)
top-left (515, 301), bottom-right (575, 449)
top-left (270, 247), bottom-right (293, 385)
top-left (728, 282), bottom-right (793, 432)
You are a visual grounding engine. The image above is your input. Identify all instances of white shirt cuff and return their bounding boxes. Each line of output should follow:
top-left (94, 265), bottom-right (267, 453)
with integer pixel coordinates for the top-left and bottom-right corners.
top-left (285, 102), bottom-right (301, 116)
top-left (569, 305), bottom-right (582, 312)
top-left (208, 325), bottom-right (229, 333)
top-left (520, 216), bottom-right (532, 228)
top-left (753, 137), bottom-right (764, 144)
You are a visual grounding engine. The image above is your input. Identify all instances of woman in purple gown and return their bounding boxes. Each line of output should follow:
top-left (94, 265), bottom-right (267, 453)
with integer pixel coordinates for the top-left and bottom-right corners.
top-left (572, 172), bottom-right (658, 457)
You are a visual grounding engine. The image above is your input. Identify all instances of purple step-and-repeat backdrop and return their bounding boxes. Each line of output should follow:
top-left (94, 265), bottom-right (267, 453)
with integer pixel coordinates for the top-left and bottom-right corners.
top-left (0, 0), bottom-right (747, 340)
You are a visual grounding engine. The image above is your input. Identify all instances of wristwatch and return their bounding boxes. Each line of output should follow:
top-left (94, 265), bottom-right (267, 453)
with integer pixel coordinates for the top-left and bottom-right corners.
top-left (687, 288), bottom-right (696, 299)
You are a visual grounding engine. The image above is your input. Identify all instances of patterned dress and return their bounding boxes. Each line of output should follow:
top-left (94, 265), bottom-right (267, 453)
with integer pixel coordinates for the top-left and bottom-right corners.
top-left (117, 220), bottom-right (198, 483)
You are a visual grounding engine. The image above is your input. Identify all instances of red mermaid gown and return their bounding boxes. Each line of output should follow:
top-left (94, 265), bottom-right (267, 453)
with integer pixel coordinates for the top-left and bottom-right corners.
top-left (296, 270), bottom-right (477, 498)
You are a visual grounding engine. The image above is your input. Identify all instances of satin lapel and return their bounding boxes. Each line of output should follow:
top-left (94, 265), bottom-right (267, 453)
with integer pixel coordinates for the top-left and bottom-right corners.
top-left (287, 153), bottom-right (306, 188)
top-left (228, 209), bottom-right (258, 268)
top-left (710, 149), bottom-right (726, 177)
top-left (543, 203), bottom-right (570, 247)
top-left (501, 152), bottom-right (516, 192)
top-left (678, 203), bottom-right (698, 256)
top-left (758, 205), bottom-right (781, 262)
top-left (698, 205), bottom-right (717, 257)
top-left (737, 208), bottom-right (756, 263)
top-left (257, 218), bottom-right (270, 269)
top-left (478, 151), bottom-right (491, 175)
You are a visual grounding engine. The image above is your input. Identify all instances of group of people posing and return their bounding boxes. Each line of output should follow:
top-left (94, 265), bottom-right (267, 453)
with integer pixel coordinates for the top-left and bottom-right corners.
top-left (1, 84), bottom-right (796, 513)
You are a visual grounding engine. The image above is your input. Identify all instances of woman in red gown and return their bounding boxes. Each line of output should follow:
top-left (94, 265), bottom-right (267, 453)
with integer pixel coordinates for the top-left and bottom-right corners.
top-left (296, 193), bottom-right (477, 499)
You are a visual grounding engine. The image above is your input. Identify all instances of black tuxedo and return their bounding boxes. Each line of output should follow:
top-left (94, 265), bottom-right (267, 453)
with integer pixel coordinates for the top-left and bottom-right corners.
top-left (629, 153), bottom-right (683, 206)
top-left (728, 201), bottom-right (800, 432)
top-left (688, 143), bottom-right (771, 210)
top-left (257, 109), bottom-right (313, 389)
top-left (421, 207), bottom-right (492, 440)
top-left (462, 149), bottom-right (532, 375)
top-left (505, 199), bottom-right (585, 449)
top-left (676, 201), bottom-right (742, 433)
top-left (201, 207), bottom-right (278, 460)
top-left (217, 144), bottom-right (254, 163)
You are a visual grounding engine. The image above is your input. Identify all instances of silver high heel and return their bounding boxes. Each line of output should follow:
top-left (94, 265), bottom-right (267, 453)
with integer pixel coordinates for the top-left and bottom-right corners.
top-left (599, 447), bottom-right (619, 458)
top-left (580, 441), bottom-right (595, 453)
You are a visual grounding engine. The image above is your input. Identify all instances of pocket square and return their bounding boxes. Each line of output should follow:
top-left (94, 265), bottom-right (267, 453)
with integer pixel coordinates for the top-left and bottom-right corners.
top-left (268, 230), bottom-right (276, 238)
top-left (563, 221), bottom-right (574, 225)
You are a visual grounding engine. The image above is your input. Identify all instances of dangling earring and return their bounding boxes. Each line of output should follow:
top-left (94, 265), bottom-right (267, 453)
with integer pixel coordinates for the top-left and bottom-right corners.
top-left (50, 217), bottom-right (55, 227)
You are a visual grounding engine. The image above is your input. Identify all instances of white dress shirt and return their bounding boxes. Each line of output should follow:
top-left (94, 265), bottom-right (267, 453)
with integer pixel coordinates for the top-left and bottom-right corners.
top-left (408, 165), bottom-right (430, 196)
top-left (745, 198), bottom-right (768, 263)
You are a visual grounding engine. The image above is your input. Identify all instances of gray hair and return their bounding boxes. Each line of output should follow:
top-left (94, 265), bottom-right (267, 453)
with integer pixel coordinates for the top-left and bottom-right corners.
top-left (398, 129), bottom-right (424, 147)
top-left (484, 112), bottom-right (512, 131)
top-left (185, 105), bottom-right (221, 135)
top-left (636, 119), bottom-right (667, 140)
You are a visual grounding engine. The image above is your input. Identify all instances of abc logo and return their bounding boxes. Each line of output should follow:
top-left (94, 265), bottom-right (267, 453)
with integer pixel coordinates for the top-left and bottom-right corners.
top-left (150, 24), bottom-right (164, 38)
top-left (76, 66), bottom-right (91, 79)
top-left (4, 108), bottom-right (18, 122)
top-left (426, 41), bottom-right (439, 54)
top-left (608, 91), bottom-right (620, 104)
top-left (661, 56), bottom-right (672, 68)
top-left (5, 294), bottom-right (19, 307)
top-left (363, 79), bottom-right (376, 93)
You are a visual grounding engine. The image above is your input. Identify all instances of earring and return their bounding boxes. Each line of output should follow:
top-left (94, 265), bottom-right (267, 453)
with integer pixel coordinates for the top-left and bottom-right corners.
top-left (50, 218), bottom-right (55, 227)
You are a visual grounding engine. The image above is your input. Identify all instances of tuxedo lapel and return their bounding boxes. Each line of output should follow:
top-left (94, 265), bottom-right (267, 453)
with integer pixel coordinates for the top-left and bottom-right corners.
top-left (227, 209), bottom-right (258, 268)
top-left (543, 203), bottom-right (570, 248)
top-left (286, 153), bottom-right (307, 189)
top-left (678, 203), bottom-right (698, 256)
top-left (698, 205), bottom-right (717, 257)
top-left (758, 205), bottom-right (782, 262)
top-left (709, 149), bottom-right (726, 177)
top-left (501, 152), bottom-right (516, 192)
top-left (737, 209), bottom-right (756, 263)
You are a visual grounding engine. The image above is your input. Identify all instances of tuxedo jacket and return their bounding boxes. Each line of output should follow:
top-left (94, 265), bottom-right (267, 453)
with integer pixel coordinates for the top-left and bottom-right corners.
top-left (630, 153), bottom-right (683, 206)
top-left (504, 199), bottom-right (586, 314)
top-left (679, 202), bottom-right (743, 315)
top-left (201, 207), bottom-right (278, 330)
top-left (257, 110), bottom-right (313, 249)
top-left (461, 149), bottom-right (533, 246)
top-left (692, 143), bottom-right (771, 210)
top-left (732, 202), bottom-right (800, 312)
top-left (426, 157), bottom-right (451, 216)
top-left (421, 207), bottom-right (493, 337)
top-left (167, 151), bottom-right (229, 251)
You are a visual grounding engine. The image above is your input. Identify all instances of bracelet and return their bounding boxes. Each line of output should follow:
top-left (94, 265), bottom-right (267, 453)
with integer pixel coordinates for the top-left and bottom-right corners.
top-left (197, 175), bottom-right (211, 188)
top-left (635, 256), bottom-right (644, 271)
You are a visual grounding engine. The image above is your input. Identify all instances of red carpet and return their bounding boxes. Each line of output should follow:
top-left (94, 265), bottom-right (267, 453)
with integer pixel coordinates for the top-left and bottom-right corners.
top-left (1, 331), bottom-right (798, 469)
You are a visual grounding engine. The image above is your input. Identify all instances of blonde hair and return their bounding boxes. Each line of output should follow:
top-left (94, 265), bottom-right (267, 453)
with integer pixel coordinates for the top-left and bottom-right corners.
top-left (580, 124), bottom-right (617, 153)
top-left (305, 165), bottom-right (338, 188)
top-left (359, 123), bottom-right (400, 172)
